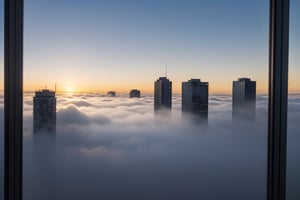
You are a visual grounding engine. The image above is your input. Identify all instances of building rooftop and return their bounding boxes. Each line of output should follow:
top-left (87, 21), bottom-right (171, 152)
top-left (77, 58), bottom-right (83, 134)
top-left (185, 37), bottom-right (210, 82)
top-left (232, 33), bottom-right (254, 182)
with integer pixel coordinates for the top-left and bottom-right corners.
top-left (184, 79), bottom-right (208, 85)
top-left (107, 91), bottom-right (116, 97)
top-left (35, 89), bottom-right (56, 97)
top-left (157, 77), bottom-right (171, 81)
top-left (237, 78), bottom-right (252, 82)
top-left (130, 89), bottom-right (140, 92)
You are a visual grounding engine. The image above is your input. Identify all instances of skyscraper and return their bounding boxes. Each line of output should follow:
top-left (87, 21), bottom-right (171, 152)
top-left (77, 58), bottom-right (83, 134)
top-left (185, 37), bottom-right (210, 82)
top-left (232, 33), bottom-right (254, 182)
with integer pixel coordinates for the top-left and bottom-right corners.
top-left (182, 79), bottom-right (209, 122)
top-left (129, 89), bottom-right (141, 98)
top-left (232, 78), bottom-right (256, 120)
top-left (154, 77), bottom-right (172, 112)
top-left (33, 89), bottom-right (57, 133)
top-left (107, 91), bottom-right (116, 97)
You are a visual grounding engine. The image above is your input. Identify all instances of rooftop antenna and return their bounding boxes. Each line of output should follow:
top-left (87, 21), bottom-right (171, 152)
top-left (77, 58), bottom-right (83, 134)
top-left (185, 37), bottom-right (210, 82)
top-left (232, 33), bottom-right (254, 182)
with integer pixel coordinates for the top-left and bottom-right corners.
top-left (55, 83), bottom-right (57, 92)
top-left (165, 65), bottom-right (168, 77)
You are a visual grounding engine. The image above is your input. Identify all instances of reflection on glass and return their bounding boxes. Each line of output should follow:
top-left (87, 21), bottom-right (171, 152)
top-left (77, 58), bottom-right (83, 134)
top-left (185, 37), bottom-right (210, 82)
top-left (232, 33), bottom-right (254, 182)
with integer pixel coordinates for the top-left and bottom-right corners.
top-left (24, 1), bottom-right (269, 199)
top-left (287, 1), bottom-right (300, 199)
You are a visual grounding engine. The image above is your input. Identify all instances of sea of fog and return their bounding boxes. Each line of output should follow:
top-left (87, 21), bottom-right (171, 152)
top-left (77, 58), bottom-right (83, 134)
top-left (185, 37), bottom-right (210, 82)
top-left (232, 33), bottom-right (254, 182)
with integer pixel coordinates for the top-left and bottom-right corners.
top-left (0, 93), bottom-right (299, 200)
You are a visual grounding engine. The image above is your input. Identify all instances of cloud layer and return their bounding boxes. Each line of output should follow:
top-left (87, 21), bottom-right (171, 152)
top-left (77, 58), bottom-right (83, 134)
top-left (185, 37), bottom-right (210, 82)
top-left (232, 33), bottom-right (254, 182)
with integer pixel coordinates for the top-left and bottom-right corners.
top-left (1, 93), bottom-right (300, 200)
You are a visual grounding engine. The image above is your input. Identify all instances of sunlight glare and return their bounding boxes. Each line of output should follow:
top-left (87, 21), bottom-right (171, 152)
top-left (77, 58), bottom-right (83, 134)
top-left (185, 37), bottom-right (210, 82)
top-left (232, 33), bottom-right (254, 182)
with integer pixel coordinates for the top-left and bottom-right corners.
top-left (66, 86), bottom-right (74, 94)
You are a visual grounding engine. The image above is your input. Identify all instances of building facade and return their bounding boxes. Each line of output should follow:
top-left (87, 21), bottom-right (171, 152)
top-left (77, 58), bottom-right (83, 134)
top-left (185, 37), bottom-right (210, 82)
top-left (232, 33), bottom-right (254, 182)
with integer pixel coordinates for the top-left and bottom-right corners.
top-left (33, 89), bottom-right (56, 133)
top-left (107, 91), bottom-right (116, 97)
top-left (154, 77), bottom-right (172, 111)
top-left (232, 78), bottom-right (256, 120)
top-left (182, 79), bottom-right (209, 122)
top-left (129, 89), bottom-right (141, 98)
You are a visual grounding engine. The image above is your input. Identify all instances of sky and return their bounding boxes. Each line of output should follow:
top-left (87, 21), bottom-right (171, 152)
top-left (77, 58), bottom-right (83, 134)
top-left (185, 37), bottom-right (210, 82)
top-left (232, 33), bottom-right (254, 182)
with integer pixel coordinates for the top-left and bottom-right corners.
top-left (0, 0), bottom-right (299, 93)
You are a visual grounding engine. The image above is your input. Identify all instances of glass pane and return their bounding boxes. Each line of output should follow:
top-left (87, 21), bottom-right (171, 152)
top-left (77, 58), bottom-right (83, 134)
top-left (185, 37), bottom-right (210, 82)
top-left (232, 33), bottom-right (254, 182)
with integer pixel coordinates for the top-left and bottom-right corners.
top-left (287, 0), bottom-right (300, 199)
top-left (24, 1), bottom-right (269, 199)
top-left (0, 0), bottom-right (4, 198)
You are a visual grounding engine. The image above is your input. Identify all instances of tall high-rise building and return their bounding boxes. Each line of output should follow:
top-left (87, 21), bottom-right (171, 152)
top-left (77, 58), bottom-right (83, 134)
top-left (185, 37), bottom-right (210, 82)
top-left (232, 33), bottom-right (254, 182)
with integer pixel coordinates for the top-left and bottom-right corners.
top-left (130, 89), bottom-right (141, 98)
top-left (154, 77), bottom-right (172, 111)
top-left (232, 78), bottom-right (256, 120)
top-left (33, 89), bottom-right (56, 133)
top-left (182, 79), bottom-right (209, 121)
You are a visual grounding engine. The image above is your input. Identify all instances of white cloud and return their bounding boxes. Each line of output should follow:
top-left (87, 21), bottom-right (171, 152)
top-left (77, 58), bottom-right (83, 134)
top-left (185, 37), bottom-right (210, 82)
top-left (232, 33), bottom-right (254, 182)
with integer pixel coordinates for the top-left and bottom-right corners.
top-left (1, 93), bottom-right (300, 199)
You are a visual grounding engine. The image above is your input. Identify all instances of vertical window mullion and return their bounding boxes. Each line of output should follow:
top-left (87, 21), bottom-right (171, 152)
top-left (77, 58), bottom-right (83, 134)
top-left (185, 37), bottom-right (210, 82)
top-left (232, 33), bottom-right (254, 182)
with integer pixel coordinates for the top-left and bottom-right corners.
top-left (268, 0), bottom-right (289, 200)
top-left (4, 0), bottom-right (23, 200)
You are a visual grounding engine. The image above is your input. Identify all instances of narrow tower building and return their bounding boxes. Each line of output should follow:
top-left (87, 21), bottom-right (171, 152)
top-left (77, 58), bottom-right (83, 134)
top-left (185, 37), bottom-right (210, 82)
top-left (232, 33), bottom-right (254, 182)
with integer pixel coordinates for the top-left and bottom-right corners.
top-left (154, 77), bottom-right (172, 112)
top-left (130, 89), bottom-right (141, 98)
top-left (232, 78), bottom-right (256, 120)
top-left (33, 89), bottom-right (56, 133)
top-left (182, 79), bottom-right (209, 122)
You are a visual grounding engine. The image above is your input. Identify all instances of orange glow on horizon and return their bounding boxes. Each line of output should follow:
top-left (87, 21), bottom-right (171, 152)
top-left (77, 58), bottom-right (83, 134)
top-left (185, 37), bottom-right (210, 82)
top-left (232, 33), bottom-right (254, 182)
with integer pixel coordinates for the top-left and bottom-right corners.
top-left (21, 81), bottom-right (274, 95)
top-left (19, 72), bottom-right (300, 95)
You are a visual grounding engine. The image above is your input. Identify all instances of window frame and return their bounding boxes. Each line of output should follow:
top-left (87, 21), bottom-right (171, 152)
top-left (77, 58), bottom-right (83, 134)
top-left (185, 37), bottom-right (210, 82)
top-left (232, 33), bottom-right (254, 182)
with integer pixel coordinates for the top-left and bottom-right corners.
top-left (3, 0), bottom-right (290, 199)
top-left (268, 0), bottom-right (290, 200)
top-left (4, 0), bottom-right (23, 199)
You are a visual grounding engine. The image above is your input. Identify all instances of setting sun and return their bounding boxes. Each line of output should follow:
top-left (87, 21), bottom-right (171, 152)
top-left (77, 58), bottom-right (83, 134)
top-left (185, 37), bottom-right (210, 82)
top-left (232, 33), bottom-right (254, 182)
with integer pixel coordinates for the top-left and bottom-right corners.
top-left (66, 86), bottom-right (74, 93)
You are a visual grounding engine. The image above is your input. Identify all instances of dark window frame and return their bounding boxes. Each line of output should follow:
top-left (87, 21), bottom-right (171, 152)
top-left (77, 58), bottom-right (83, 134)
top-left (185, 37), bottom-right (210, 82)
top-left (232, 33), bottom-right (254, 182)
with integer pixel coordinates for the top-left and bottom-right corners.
top-left (268, 0), bottom-right (289, 200)
top-left (3, 0), bottom-right (290, 200)
top-left (4, 0), bottom-right (23, 200)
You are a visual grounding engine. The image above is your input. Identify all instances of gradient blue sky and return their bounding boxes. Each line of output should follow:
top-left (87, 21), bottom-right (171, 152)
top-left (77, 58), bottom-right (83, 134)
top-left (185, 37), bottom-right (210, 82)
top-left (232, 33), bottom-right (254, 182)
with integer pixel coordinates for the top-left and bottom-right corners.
top-left (0, 0), bottom-right (299, 93)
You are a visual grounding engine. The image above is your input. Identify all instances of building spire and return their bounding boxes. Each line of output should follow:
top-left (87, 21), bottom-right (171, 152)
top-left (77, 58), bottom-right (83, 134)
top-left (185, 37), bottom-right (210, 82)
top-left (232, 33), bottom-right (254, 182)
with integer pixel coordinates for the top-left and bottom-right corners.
top-left (165, 65), bottom-right (168, 77)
